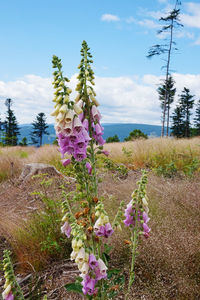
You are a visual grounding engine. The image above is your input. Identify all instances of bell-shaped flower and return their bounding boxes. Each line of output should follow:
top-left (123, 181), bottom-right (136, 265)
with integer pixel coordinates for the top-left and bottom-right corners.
top-left (80, 262), bottom-right (89, 275)
top-left (104, 223), bottom-right (114, 237)
top-left (79, 112), bottom-right (84, 122)
top-left (51, 104), bottom-right (61, 116)
top-left (74, 103), bottom-right (83, 115)
top-left (73, 116), bottom-right (83, 134)
top-left (59, 146), bottom-right (68, 158)
top-left (142, 211), bottom-right (150, 224)
top-left (82, 119), bottom-right (89, 131)
top-left (56, 111), bottom-right (65, 123)
top-left (91, 105), bottom-right (101, 121)
top-left (143, 222), bottom-right (151, 238)
top-left (90, 94), bottom-right (100, 107)
top-left (58, 135), bottom-right (69, 148)
top-left (74, 149), bottom-right (87, 161)
top-left (63, 122), bottom-right (73, 136)
top-left (4, 292), bottom-right (14, 300)
top-left (61, 221), bottom-right (71, 238)
top-left (75, 247), bottom-right (86, 264)
top-left (94, 218), bottom-right (103, 232)
top-left (82, 128), bottom-right (91, 141)
top-left (59, 104), bottom-right (68, 113)
top-left (97, 258), bottom-right (108, 277)
top-left (77, 239), bottom-right (83, 248)
top-left (102, 150), bottom-right (109, 156)
top-left (70, 250), bottom-right (78, 261)
top-left (95, 123), bottom-right (103, 136)
top-left (2, 284), bottom-right (12, 299)
top-left (124, 200), bottom-right (133, 216)
top-left (86, 162), bottom-right (92, 175)
top-left (142, 197), bottom-right (149, 213)
top-left (66, 144), bottom-right (75, 155)
top-left (89, 254), bottom-right (98, 269)
top-left (65, 110), bottom-right (75, 124)
top-left (124, 215), bottom-right (134, 227)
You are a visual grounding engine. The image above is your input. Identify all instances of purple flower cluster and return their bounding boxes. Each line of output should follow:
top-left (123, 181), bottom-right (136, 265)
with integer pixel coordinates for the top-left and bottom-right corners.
top-left (91, 105), bottom-right (105, 146)
top-left (81, 254), bottom-right (107, 296)
top-left (56, 105), bottom-right (105, 164)
top-left (94, 222), bottom-right (114, 238)
top-left (57, 115), bottom-right (91, 163)
top-left (124, 200), bottom-right (151, 238)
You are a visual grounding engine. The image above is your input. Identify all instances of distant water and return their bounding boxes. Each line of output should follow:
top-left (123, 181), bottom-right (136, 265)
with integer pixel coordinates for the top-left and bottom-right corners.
top-left (19, 123), bottom-right (162, 145)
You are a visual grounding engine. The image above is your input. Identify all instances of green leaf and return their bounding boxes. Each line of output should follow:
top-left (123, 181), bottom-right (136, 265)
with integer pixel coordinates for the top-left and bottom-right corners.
top-left (65, 282), bottom-right (83, 294)
top-left (104, 243), bottom-right (112, 255)
top-left (107, 269), bottom-right (120, 279)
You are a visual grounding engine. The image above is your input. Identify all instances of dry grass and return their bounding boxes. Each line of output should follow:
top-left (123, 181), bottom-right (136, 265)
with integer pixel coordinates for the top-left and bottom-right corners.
top-left (104, 137), bottom-right (200, 171)
top-left (26, 145), bottom-right (61, 164)
top-left (0, 140), bottom-right (200, 299)
top-left (99, 172), bottom-right (200, 299)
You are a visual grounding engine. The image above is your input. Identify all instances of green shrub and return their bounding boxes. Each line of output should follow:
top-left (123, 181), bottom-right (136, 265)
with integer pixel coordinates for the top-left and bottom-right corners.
top-left (106, 135), bottom-right (120, 143)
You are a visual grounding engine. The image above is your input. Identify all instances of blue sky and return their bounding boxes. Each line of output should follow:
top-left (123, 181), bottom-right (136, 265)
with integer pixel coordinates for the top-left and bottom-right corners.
top-left (0, 0), bottom-right (200, 125)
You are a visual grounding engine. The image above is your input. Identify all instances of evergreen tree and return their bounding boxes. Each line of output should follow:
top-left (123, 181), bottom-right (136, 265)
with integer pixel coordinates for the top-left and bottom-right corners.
top-left (194, 99), bottom-right (200, 136)
top-left (179, 88), bottom-right (194, 137)
top-left (147, 0), bottom-right (183, 137)
top-left (124, 129), bottom-right (148, 141)
top-left (4, 98), bottom-right (20, 146)
top-left (19, 137), bottom-right (28, 146)
top-left (31, 112), bottom-right (49, 146)
top-left (157, 76), bottom-right (176, 136)
top-left (171, 106), bottom-right (184, 137)
top-left (106, 135), bottom-right (120, 143)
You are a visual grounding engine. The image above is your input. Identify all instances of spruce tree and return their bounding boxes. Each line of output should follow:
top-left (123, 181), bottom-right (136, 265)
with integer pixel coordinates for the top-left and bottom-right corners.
top-left (194, 99), bottom-right (200, 136)
top-left (179, 88), bottom-right (194, 137)
top-left (171, 106), bottom-right (184, 137)
top-left (31, 112), bottom-right (49, 146)
top-left (147, 0), bottom-right (183, 137)
top-left (4, 98), bottom-right (20, 146)
top-left (157, 76), bottom-right (176, 136)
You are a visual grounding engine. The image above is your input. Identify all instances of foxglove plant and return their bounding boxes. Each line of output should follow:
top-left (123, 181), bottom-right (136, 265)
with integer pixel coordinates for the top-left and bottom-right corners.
top-left (1, 250), bottom-right (24, 300)
top-left (52, 41), bottom-right (150, 299)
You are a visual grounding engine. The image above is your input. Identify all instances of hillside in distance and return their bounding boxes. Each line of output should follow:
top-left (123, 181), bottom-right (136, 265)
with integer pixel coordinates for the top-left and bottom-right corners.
top-left (19, 123), bottom-right (162, 145)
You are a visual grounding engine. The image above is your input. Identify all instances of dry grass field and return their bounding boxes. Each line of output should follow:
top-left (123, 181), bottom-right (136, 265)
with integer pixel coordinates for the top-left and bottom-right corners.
top-left (0, 138), bottom-right (200, 299)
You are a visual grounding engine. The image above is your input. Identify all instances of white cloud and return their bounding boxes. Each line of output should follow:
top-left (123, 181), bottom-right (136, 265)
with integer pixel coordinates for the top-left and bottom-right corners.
top-left (194, 36), bottom-right (200, 45)
top-left (137, 19), bottom-right (160, 29)
top-left (101, 14), bottom-right (120, 22)
top-left (0, 73), bottom-right (200, 125)
top-left (125, 16), bottom-right (135, 24)
top-left (158, 0), bottom-right (168, 3)
top-left (181, 3), bottom-right (200, 28)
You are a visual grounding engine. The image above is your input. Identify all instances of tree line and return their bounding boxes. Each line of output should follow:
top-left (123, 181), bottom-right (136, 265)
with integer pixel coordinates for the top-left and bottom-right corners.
top-left (0, 98), bottom-right (49, 146)
top-left (158, 79), bottom-right (200, 138)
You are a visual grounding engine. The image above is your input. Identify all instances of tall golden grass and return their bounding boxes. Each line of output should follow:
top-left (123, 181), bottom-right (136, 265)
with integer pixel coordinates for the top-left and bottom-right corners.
top-left (104, 137), bottom-right (200, 171)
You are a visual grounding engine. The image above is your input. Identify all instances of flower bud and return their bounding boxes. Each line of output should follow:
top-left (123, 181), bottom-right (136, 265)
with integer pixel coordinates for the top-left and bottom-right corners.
top-left (64, 95), bottom-right (69, 103)
top-left (75, 93), bottom-right (81, 102)
top-left (74, 103), bottom-right (83, 115)
top-left (59, 104), bottom-right (68, 113)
